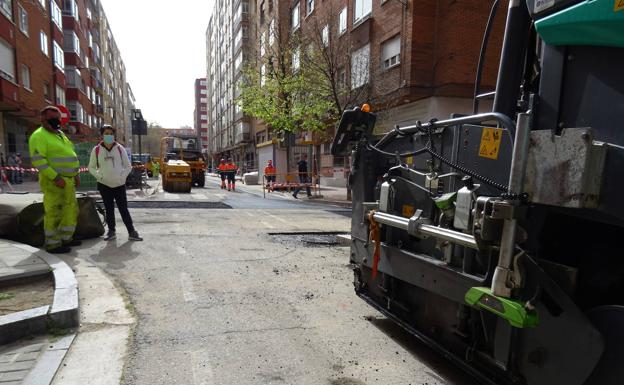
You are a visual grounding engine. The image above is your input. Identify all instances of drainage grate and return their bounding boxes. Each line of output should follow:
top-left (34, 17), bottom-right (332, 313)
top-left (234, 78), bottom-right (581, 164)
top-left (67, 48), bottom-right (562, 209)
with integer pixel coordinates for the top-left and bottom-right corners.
top-left (269, 232), bottom-right (348, 247)
top-left (126, 201), bottom-right (231, 209)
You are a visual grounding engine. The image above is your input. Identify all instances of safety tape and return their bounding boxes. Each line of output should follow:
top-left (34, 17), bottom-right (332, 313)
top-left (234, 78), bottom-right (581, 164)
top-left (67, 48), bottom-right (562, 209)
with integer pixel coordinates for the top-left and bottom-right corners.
top-left (0, 166), bottom-right (90, 173)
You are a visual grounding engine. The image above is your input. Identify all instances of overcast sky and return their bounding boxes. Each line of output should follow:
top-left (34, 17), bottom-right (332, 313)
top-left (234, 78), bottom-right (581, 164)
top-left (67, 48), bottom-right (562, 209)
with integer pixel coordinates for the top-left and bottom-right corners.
top-left (102, 0), bottom-right (215, 128)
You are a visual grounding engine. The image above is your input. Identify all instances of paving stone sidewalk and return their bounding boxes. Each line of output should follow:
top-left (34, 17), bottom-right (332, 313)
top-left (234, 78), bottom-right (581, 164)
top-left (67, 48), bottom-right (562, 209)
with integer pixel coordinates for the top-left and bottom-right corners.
top-left (0, 243), bottom-right (50, 283)
top-left (0, 334), bottom-right (75, 384)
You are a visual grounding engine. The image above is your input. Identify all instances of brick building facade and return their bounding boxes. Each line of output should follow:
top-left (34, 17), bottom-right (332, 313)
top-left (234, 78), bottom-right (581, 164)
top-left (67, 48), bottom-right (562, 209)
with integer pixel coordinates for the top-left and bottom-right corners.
top-left (193, 78), bottom-right (208, 150)
top-left (294, 0), bottom-right (507, 186)
top-left (0, 0), bottom-right (132, 167)
top-left (206, 0), bottom-right (257, 172)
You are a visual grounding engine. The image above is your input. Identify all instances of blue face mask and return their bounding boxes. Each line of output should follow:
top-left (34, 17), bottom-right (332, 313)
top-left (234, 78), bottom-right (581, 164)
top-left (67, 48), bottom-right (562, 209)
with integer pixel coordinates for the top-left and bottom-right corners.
top-left (103, 135), bottom-right (114, 144)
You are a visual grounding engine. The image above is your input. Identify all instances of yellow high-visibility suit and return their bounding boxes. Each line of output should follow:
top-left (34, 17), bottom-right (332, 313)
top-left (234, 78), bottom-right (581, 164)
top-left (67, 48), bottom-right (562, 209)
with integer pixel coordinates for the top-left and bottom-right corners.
top-left (28, 127), bottom-right (80, 250)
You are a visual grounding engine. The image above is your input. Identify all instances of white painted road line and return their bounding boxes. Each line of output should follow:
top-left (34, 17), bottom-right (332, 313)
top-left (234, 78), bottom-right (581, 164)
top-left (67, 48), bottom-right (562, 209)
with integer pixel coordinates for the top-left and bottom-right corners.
top-left (164, 193), bottom-right (181, 200)
top-left (180, 272), bottom-right (197, 302)
top-left (191, 194), bottom-right (207, 200)
top-left (261, 210), bottom-right (289, 224)
top-left (260, 220), bottom-right (275, 229)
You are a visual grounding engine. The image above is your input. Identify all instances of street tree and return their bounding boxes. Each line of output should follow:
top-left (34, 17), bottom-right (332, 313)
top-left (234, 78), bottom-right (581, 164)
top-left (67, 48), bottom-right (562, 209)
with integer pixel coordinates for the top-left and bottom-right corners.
top-left (237, 18), bottom-right (335, 135)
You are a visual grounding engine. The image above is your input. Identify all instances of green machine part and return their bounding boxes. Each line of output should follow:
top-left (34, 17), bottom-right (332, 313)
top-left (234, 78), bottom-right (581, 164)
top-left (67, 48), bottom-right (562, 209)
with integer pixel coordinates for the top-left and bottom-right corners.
top-left (535, 0), bottom-right (624, 48)
top-left (465, 287), bottom-right (539, 328)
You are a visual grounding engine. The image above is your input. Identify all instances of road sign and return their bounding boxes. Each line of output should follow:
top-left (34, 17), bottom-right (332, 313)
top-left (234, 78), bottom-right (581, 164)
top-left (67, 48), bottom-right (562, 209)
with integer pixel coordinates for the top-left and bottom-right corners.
top-left (57, 105), bottom-right (70, 125)
top-left (131, 119), bottom-right (147, 135)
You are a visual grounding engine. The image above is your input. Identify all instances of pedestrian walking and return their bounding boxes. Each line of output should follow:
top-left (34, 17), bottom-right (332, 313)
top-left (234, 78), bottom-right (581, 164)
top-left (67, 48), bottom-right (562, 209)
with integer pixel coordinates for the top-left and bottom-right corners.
top-left (226, 159), bottom-right (238, 191)
top-left (264, 160), bottom-right (276, 190)
top-left (15, 153), bottom-right (23, 184)
top-left (7, 153), bottom-right (17, 184)
top-left (88, 125), bottom-right (143, 241)
top-left (28, 106), bottom-right (81, 254)
top-left (217, 158), bottom-right (227, 189)
top-left (292, 154), bottom-right (312, 199)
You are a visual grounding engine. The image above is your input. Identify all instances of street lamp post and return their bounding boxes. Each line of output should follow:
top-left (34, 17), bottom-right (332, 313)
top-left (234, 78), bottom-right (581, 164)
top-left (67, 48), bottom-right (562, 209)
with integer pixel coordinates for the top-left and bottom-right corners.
top-left (131, 109), bottom-right (147, 191)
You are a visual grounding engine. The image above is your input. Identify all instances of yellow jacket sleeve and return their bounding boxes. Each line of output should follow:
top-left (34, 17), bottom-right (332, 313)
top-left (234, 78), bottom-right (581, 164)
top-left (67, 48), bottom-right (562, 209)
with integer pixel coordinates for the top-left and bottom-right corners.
top-left (29, 133), bottom-right (58, 181)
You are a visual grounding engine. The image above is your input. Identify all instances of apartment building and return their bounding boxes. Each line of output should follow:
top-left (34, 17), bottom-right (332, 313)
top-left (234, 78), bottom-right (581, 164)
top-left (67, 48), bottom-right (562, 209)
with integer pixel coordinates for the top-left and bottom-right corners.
top-left (64, 0), bottom-right (130, 143)
top-left (205, 0), bottom-right (256, 171)
top-left (0, 0), bottom-right (65, 158)
top-left (193, 78), bottom-right (208, 150)
top-left (264, 0), bottom-right (507, 186)
top-left (0, 0), bottom-right (133, 166)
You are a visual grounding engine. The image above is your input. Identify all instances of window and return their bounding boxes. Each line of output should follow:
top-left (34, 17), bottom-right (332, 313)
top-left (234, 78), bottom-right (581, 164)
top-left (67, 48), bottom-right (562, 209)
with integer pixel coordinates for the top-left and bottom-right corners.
top-left (381, 35), bottom-right (401, 69)
top-left (337, 67), bottom-right (346, 89)
top-left (65, 67), bottom-right (83, 89)
top-left (306, 0), bottom-right (314, 16)
top-left (338, 7), bottom-right (347, 35)
top-left (63, 0), bottom-right (78, 21)
top-left (292, 48), bottom-right (300, 72)
top-left (43, 82), bottom-right (51, 101)
top-left (322, 25), bottom-right (329, 47)
top-left (21, 65), bottom-right (30, 89)
top-left (0, 39), bottom-right (15, 81)
top-left (292, 3), bottom-right (300, 31)
top-left (63, 31), bottom-right (80, 56)
top-left (18, 6), bottom-right (28, 35)
top-left (67, 101), bottom-right (84, 123)
top-left (40, 31), bottom-right (49, 56)
top-left (354, 0), bottom-right (372, 23)
top-left (234, 52), bottom-right (243, 72)
top-left (53, 41), bottom-right (64, 70)
top-left (51, 1), bottom-right (62, 30)
top-left (56, 85), bottom-right (66, 105)
top-left (38, 0), bottom-right (45, 9)
top-left (0, 0), bottom-right (11, 20)
top-left (200, 97), bottom-right (207, 103)
top-left (351, 43), bottom-right (370, 89)
top-left (268, 19), bottom-right (275, 46)
top-left (260, 64), bottom-right (266, 86)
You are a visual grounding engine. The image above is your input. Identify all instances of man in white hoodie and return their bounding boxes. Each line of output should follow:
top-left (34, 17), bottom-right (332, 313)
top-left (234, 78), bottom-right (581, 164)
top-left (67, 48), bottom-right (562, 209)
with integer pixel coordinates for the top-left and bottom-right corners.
top-left (88, 125), bottom-right (142, 241)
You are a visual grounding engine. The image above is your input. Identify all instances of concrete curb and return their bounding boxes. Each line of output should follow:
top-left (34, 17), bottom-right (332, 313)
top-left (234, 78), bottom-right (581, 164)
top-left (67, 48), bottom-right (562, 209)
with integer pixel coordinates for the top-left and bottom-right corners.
top-left (0, 243), bottom-right (79, 345)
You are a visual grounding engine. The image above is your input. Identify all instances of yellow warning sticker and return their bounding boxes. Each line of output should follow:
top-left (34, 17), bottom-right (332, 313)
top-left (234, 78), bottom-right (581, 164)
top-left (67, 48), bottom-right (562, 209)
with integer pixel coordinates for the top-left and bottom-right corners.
top-left (402, 205), bottom-right (415, 218)
top-left (616, 0), bottom-right (624, 12)
top-left (478, 127), bottom-right (503, 160)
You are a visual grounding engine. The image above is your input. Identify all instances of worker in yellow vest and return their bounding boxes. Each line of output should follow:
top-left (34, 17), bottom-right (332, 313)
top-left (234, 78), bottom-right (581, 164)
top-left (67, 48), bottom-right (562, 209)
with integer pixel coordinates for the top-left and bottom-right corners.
top-left (28, 106), bottom-right (81, 253)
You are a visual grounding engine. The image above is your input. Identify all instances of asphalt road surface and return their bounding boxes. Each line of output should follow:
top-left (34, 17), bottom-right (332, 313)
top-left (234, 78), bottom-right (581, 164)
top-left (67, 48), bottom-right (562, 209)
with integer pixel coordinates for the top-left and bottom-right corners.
top-left (70, 181), bottom-right (477, 385)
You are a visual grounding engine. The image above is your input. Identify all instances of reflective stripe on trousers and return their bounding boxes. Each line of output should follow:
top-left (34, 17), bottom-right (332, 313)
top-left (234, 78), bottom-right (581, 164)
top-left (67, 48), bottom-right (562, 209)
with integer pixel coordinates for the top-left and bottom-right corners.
top-left (41, 176), bottom-right (79, 249)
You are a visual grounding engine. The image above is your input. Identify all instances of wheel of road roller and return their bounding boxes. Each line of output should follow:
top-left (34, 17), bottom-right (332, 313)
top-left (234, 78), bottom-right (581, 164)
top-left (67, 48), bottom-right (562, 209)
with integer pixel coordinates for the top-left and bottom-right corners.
top-left (169, 181), bottom-right (191, 193)
top-left (583, 305), bottom-right (624, 384)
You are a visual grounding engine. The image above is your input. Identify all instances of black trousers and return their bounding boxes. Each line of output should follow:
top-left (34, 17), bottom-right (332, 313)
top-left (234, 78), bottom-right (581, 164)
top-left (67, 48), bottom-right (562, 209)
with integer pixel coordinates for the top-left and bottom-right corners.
top-left (293, 174), bottom-right (311, 197)
top-left (98, 183), bottom-right (135, 233)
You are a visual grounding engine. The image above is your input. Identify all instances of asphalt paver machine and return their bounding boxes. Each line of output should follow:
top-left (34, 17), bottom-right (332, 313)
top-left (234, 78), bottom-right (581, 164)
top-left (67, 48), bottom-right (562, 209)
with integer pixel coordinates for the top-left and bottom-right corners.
top-left (332, 1), bottom-right (624, 384)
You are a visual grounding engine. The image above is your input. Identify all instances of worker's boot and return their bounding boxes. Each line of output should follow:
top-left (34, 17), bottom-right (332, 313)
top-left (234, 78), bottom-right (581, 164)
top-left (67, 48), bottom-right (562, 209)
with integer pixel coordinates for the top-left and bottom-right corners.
top-left (232, 183), bottom-right (235, 191)
top-left (227, 183), bottom-right (231, 191)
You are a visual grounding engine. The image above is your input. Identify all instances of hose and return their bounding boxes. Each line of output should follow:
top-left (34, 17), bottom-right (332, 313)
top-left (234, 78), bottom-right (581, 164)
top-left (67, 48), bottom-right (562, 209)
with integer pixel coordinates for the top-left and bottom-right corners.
top-left (473, 0), bottom-right (501, 114)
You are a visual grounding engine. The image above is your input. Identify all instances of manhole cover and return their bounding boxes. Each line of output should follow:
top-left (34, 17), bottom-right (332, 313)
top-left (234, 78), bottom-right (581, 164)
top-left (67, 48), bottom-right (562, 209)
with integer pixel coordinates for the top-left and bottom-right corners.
top-left (126, 201), bottom-right (231, 209)
top-left (269, 232), bottom-right (347, 247)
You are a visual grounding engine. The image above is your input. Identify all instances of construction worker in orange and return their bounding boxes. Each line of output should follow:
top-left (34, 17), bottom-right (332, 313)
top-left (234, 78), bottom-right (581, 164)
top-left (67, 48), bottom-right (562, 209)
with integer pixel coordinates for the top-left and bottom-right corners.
top-left (264, 160), bottom-right (276, 190)
top-left (217, 158), bottom-right (227, 189)
top-left (225, 159), bottom-right (238, 191)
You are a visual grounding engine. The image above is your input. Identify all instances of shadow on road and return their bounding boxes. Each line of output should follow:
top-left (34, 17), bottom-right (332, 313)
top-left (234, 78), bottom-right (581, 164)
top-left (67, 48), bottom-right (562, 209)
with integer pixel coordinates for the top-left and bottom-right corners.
top-left (366, 316), bottom-right (480, 385)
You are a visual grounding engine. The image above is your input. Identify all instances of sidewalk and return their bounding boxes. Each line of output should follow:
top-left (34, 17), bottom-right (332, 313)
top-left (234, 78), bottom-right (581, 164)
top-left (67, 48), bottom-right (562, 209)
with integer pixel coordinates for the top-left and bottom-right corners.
top-left (208, 174), bottom-right (352, 207)
top-left (0, 240), bottom-right (79, 384)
